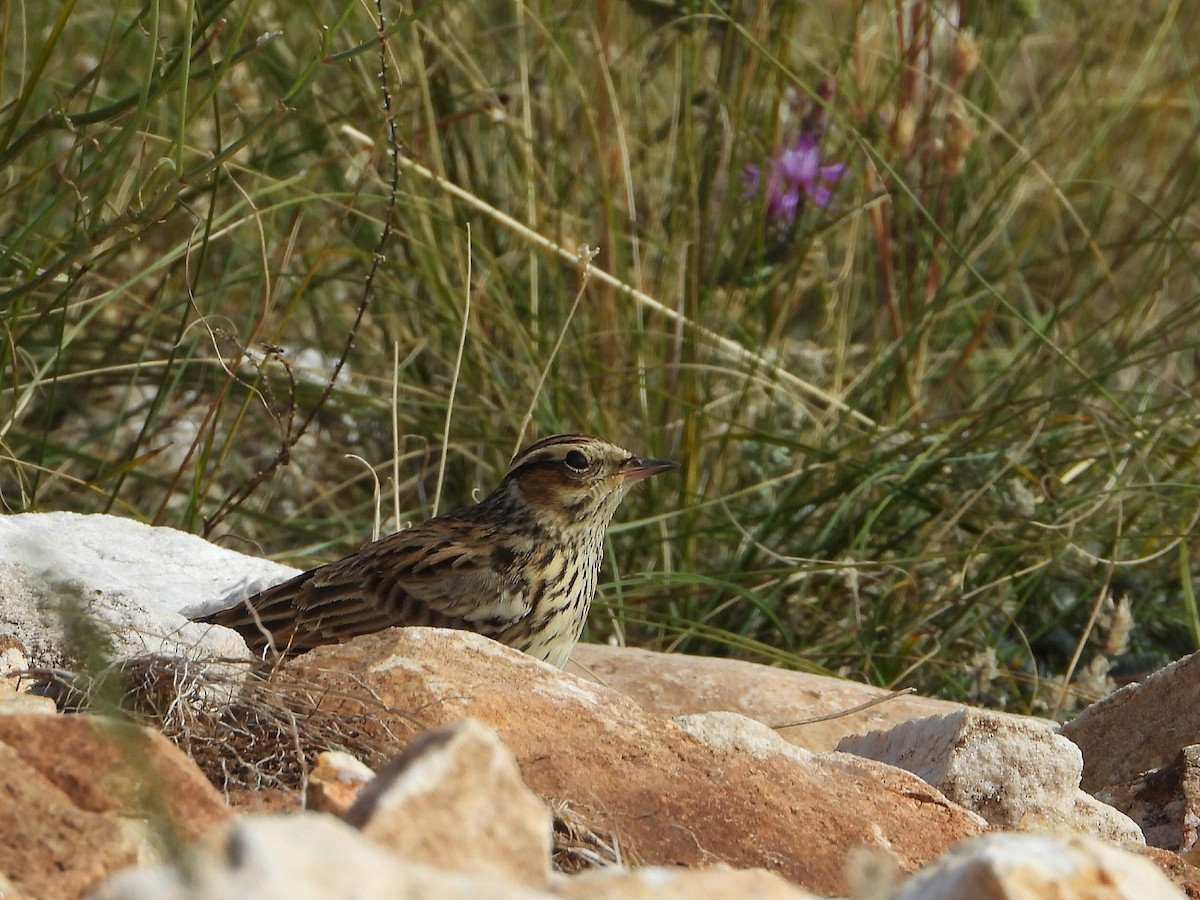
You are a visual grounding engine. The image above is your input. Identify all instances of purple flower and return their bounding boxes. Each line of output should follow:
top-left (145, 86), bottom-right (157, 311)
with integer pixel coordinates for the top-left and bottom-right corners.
top-left (743, 132), bottom-right (846, 223)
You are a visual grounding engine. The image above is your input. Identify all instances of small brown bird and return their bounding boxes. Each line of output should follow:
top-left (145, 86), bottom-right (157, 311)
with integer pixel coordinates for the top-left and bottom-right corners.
top-left (194, 434), bottom-right (676, 667)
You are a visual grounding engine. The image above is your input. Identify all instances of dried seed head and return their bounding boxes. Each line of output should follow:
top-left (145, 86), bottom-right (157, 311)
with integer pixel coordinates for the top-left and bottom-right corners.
top-left (951, 30), bottom-right (981, 84)
top-left (942, 105), bottom-right (978, 175)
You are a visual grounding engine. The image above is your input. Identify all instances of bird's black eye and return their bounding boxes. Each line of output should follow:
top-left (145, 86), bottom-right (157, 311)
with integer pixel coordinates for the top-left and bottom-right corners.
top-left (563, 449), bottom-right (589, 471)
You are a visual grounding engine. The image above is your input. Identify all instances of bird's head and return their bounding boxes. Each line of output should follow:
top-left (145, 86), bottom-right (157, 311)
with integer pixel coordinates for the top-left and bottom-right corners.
top-left (498, 433), bottom-right (677, 535)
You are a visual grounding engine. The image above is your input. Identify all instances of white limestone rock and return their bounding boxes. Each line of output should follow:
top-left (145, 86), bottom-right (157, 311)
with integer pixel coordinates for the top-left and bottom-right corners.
top-left (838, 708), bottom-right (1144, 843)
top-left (0, 511), bottom-right (298, 666)
top-left (345, 718), bottom-right (553, 888)
top-left (93, 811), bottom-right (551, 900)
top-left (892, 832), bottom-right (1184, 900)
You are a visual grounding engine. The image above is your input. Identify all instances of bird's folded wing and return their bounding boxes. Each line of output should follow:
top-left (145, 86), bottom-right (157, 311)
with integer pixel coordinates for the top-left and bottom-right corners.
top-left (200, 520), bottom-right (534, 653)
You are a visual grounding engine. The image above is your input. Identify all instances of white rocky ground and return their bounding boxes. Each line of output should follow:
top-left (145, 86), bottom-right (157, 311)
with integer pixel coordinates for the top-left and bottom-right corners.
top-left (0, 512), bottom-right (294, 663)
top-left (0, 511), bottom-right (1197, 899)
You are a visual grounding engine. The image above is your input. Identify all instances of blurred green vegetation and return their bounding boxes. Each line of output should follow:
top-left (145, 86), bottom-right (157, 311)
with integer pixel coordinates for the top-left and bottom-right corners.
top-left (3, 0), bottom-right (1199, 716)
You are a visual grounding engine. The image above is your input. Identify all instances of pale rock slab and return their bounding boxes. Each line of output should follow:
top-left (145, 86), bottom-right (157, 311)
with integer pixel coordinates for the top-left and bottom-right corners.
top-left (0, 691), bottom-right (52, 715)
top-left (94, 811), bottom-right (553, 900)
top-left (554, 863), bottom-right (825, 898)
top-left (305, 749), bottom-right (376, 817)
top-left (344, 717), bottom-right (552, 889)
top-left (569, 642), bottom-right (974, 752)
top-left (837, 708), bottom-right (1143, 843)
top-left (673, 708), bottom-right (817, 764)
top-left (1062, 650), bottom-right (1200, 795)
top-left (0, 682), bottom-right (51, 715)
top-left (674, 708), bottom-right (988, 831)
top-left (892, 832), bottom-right (1185, 900)
top-left (0, 511), bottom-right (297, 666)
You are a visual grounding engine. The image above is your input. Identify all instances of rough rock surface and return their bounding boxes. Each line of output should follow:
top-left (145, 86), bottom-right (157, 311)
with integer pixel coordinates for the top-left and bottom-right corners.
top-left (94, 811), bottom-right (552, 900)
top-left (838, 708), bottom-right (1143, 843)
top-left (0, 512), bottom-right (295, 666)
top-left (554, 863), bottom-right (824, 898)
top-left (345, 718), bottom-right (553, 888)
top-left (0, 635), bottom-right (56, 715)
top-left (570, 642), bottom-right (975, 752)
top-left (0, 713), bottom-right (230, 899)
top-left (284, 626), bottom-right (986, 897)
top-left (1062, 649), bottom-right (1200, 795)
top-left (892, 832), bottom-right (1186, 899)
top-left (306, 749), bottom-right (376, 817)
top-left (1141, 846), bottom-right (1200, 897)
top-left (1099, 746), bottom-right (1200, 854)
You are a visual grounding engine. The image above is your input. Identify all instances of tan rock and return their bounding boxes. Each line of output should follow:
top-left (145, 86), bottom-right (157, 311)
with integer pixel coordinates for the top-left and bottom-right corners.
top-left (0, 635), bottom-right (55, 715)
top-left (1138, 845), bottom-right (1200, 898)
top-left (1098, 746), bottom-right (1200, 854)
top-left (675, 708), bottom-right (987, 832)
top-left (284, 627), bottom-right (986, 897)
top-left (1062, 649), bottom-right (1200, 795)
top-left (0, 633), bottom-right (29, 675)
top-left (569, 642), bottom-right (970, 752)
top-left (554, 863), bottom-right (824, 898)
top-left (95, 811), bottom-right (554, 900)
top-left (0, 741), bottom-right (137, 900)
top-left (0, 713), bottom-right (228, 839)
top-left (306, 749), bottom-right (375, 817)
top-left (838, 708), bottom-right (1142, 843)
top-left (345, 718), bottom-right (552, 888)
top-left (0, 713), bottom-right (229, 899)
top-left (1070, 791), bottom-right (1146, 845)
top-left (893, 832), bottom-right (1185, 899)
top-left (0, 692), bottom-right (57, 715)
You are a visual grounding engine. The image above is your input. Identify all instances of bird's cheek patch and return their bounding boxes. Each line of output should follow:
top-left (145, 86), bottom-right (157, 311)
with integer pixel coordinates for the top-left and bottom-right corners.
top-left (515, 468), bottom-right (562, 507)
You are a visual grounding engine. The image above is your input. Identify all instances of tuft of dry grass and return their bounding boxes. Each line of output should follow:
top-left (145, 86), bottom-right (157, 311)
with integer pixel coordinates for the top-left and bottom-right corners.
top-left (550, 798), bottom-right (627, 873)
top-left (34, 654), bottom-right (412, 796)
top-left (33, 651), bottom-right (628, 872)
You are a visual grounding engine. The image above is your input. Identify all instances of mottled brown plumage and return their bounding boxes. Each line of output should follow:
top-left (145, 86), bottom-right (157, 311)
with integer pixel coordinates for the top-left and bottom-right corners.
top-left (194, 434), bottom-right (675, 667)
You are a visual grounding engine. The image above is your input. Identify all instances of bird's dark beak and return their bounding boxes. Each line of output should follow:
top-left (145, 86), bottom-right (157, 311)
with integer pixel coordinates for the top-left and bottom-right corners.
top-left (621, 456), bottom-right (678, 484)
